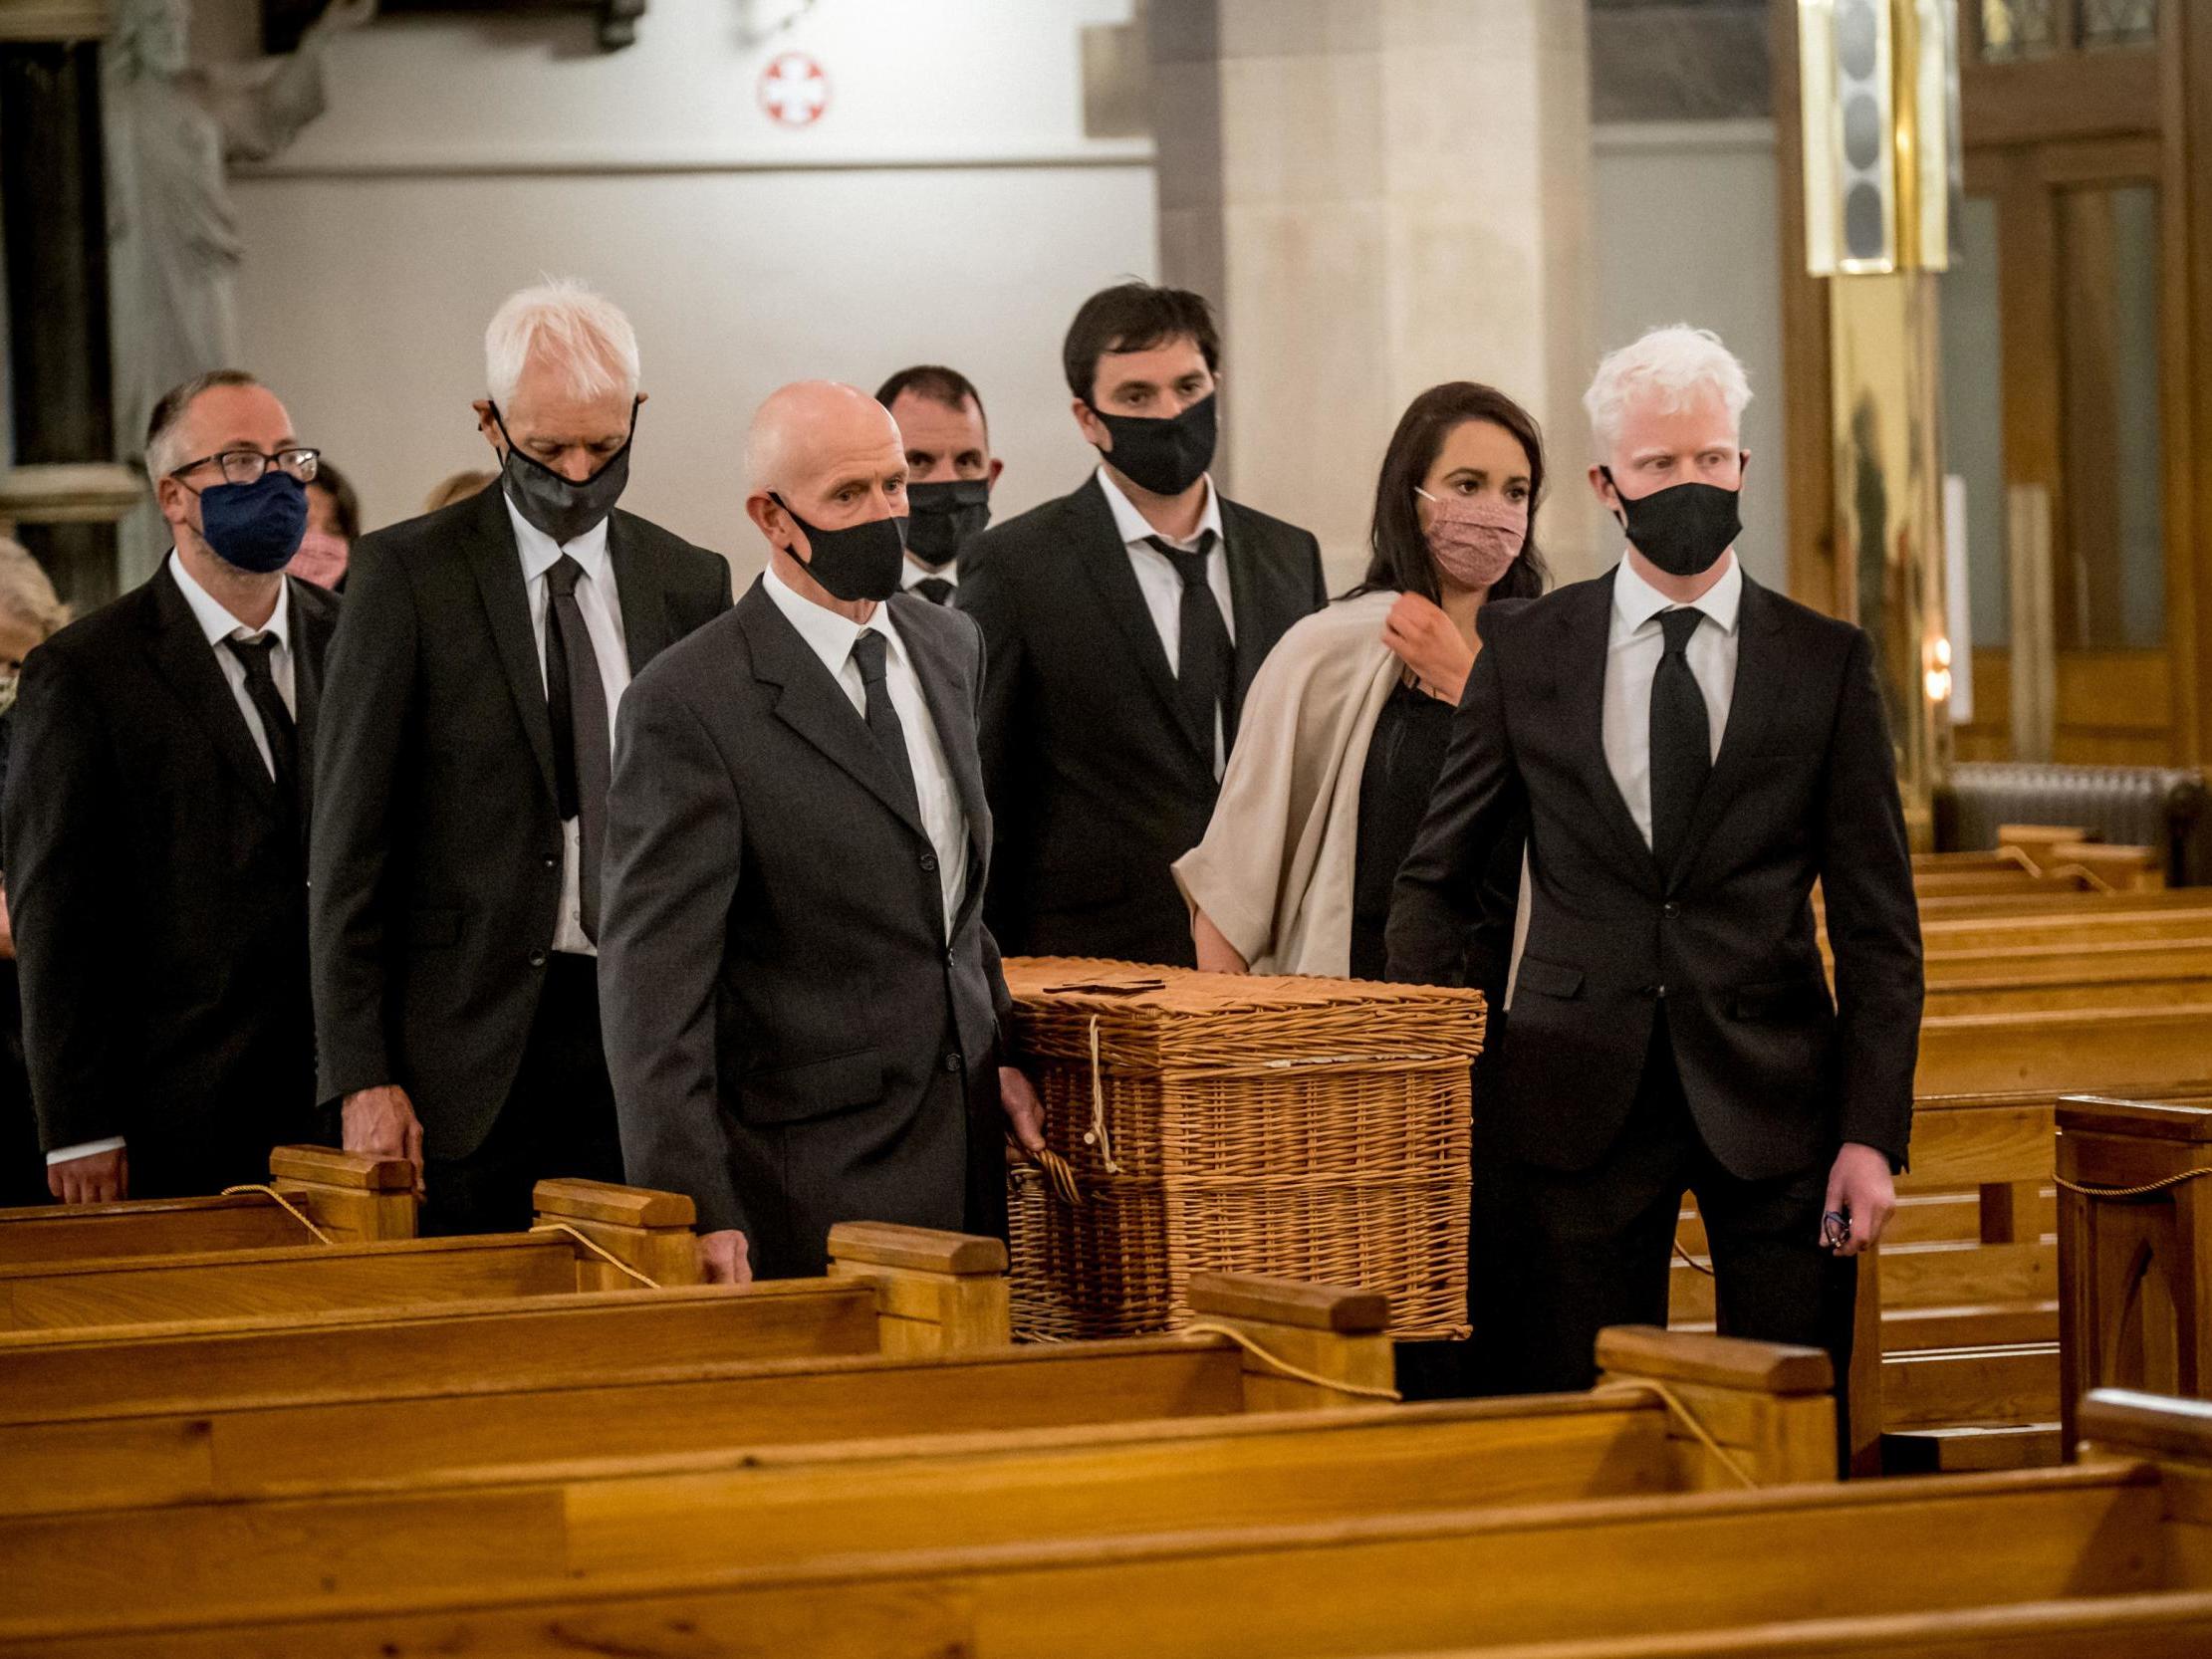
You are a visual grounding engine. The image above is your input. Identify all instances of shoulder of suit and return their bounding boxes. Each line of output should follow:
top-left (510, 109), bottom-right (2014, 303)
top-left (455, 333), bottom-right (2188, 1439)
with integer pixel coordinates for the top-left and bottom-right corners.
top-left (290, 578), bottom-right (342, 630)
top-left (610, 508), bottom-right (726, 581)
top-left (962, 486), bottom-right (1090, 564)
top-left (892, 590), bottom-right (983, 649)
top-left (1217, 495), bottom-right (1321, 554)
top-left (1750, 577), bottom-right (1861, 647)
top-left (34, 578), bottom-right (163, 667)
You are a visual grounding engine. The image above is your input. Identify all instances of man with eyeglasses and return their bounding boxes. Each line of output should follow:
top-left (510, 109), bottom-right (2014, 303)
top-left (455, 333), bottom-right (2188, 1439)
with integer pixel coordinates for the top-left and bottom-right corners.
top-left (3, 369), bottom-right (339, 1201)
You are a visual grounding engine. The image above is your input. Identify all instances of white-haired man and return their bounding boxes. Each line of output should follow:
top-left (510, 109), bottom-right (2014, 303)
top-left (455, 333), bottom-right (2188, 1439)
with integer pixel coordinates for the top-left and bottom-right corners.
top-left (311, 280), bottom-right (731, 1234)
top-left (1388, 326), bottom-right (1922, 1457)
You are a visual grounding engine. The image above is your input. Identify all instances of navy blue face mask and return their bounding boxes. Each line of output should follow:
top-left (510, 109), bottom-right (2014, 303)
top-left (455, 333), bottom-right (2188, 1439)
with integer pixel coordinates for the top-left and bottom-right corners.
top-left (196, 473), bottom-right (310, 575)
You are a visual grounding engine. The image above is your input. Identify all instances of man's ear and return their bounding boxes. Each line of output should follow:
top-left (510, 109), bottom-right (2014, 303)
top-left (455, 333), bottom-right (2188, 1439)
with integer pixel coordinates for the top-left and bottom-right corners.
top-left (472, 399), bottom-right (505, 458)
top-left (986, 457), bottom-right (1005, 491)
top-left (745, 491), bottom-right (800, 558)
top-left (1072, 396), bottom-right (1107, 451)
top-left (1586, 462), bottom-right (1616, 509)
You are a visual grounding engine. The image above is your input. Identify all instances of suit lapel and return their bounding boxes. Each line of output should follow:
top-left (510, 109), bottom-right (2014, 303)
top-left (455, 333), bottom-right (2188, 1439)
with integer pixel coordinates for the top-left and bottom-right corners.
top-left (739, 583), bottom-right (928, 840)
top-left (1220, 501), bottom-right (1271, 700)
top-left (462, 488), bottom-right (559, 806)
top-left (288, 578), bottom-right (331, 830)
top-left (1672, 576), bottom-right (1786, 878)
top-left (1556, 577), bottom-right (1660, 888)
top-left (1071, 478), bottom-right (1210, 760)
top-left (892, 594), bottom-right (990, 928)
top-left (607, 512), bottom-right (673, 676)
top-left (143, 565), bottom-right (279, 813)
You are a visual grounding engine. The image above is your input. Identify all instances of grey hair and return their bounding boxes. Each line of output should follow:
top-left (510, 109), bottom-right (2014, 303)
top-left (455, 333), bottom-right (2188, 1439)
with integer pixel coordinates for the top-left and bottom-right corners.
top-left (1583, 325), bottom-right (1752, 454)
top-left (0, 538), bottom-right (71, 643)
top-left (143, 368), bottom-right (263, 481)
top-left (483, 278), bottom-right (640, 408)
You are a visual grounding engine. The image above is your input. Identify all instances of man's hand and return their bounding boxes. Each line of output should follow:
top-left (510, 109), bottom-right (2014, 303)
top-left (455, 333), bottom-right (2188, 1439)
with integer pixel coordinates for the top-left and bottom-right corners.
top-left (343, 1083), bottom-right (424, 1195)
top-left (696, 1229), bottom-right (752, 1286)
top-left (48, 1145), bottom-right (126, 1204)
top-left (999, 1065), bottom-right (1048, 1157)
top-left (1821, 1141), bottom-right (1896, 1257)
top-left (0, 883), bottom-right (15, 961)
top-left (1380, 592), bottom-right (1475, 704)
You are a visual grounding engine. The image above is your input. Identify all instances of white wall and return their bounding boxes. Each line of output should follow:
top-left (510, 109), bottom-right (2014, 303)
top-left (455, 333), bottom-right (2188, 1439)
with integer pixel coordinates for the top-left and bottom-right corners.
top-left (227, 0), bottom-right (1152, 563)
top-left (1590, 119), bottom-right (1788, 592)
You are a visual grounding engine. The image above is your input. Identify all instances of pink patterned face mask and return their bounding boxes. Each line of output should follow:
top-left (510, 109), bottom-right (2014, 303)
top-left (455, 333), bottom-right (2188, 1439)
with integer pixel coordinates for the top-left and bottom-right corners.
top-left (1416, 488), bottom-right (1526, 591)
top-left (288, 530), bottom-right (350, 590)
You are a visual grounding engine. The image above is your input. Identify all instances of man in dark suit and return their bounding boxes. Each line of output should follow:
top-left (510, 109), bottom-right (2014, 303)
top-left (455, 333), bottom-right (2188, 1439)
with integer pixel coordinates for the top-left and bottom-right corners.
top-left (7, 370), bottom-right (338, 1201)
top-left (311, 281), bottom-right (731, 1234)
top-left (1388, 327), bottom-right (1923, 1425)
top-left (874, 364), bottom-right (1001, 604)
top-left (601, 380), bottom-right (1045, 1285)
top-left (959, 282), bottom-right (1328, 967)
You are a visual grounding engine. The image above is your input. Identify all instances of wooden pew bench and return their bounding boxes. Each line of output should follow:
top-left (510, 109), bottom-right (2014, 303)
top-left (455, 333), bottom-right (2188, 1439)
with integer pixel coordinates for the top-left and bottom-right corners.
top-left (0, 1327), bottom-right (1838, 1625)
top-left (3, 1388), bottom-right (2204, 1659)
top-left (0, 1148), bottom-right (416, 1265)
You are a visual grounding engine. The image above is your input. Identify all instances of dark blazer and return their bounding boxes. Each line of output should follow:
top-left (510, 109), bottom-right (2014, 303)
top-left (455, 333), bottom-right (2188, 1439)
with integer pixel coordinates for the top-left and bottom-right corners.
top-left (3, 563), bottom-right (340, 1191)
top-left (958, 474), bottom-right (1327, 966)
top-left (309, 484), bottom-right (731, 1159)
top-left (1387, 570), bottom-right (1923, 1178)
top-left (599, 579), bottom-right (1012, 1279)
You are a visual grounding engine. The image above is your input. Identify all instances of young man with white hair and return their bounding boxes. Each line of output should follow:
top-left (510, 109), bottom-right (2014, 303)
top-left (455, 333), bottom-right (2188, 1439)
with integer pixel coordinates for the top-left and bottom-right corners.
top-left (310, 279), bottom-right (731, 1234)
top-left (1388, 326), bottom-right (1922, 1454)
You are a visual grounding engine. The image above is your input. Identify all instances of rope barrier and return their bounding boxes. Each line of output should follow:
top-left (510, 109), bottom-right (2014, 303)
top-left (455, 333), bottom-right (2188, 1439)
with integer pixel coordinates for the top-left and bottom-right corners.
top-left (2054, 1166), bottom-right (2212, 1199)
top-left (529, 1222), bottom-right (662, 1288)
top-left (1082, 1016), bottom-right (1123, 1175)
top-left (1180, 1320), bottom-right (1403, 1401)
top-left (1671, 1236), bottom-right (1714, 1277)
top-left (1590, 1379), bottom-right (1757, 1489)
top-left (218, 1184), bottom-right (333, 1245)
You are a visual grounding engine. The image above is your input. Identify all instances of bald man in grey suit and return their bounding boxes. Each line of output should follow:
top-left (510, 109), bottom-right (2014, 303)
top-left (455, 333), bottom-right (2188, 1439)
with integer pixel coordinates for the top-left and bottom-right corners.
top-left (599, 381), bottom-right (1045, 1285)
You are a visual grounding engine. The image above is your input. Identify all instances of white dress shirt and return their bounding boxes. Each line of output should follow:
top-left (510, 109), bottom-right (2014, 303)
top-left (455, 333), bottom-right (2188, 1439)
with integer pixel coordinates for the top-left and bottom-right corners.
top-left (1096, 465), bottom-right (1234, 775)
top-left (900, 555), bottom-right (957, 594)
top-left (762, 560), bottom-right (970, 936)
top-left (48, 554), bottom-right (300, 1169)
top-left (1600, 552), bottom-right (1743, 848)
top-left (504, 492), bottom-right (630, 958)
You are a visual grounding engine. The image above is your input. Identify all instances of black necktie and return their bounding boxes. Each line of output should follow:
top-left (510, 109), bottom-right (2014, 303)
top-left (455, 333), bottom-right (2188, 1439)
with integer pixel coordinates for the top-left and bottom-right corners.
top-left (913, 577), bottom-right (955, 605)
top-left (851, 631), bottom-right (919, 816)
top-left (225, 634), bottom-right (297, 807)
top-left (1144, 530), bottom-right (1235, 758)
top-left (1648, 606), bottom-right (1710, 874)
top-left (543, 555), bottom-right (612, 942)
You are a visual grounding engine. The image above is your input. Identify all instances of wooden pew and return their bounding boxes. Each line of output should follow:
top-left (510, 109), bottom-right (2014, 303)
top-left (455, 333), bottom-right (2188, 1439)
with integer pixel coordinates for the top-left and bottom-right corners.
top-left (0, 1176), bottom-right (702, 1329)
top-left (0, 1147), bottom-right (416, 1265)
top-left (2057, 1092), bottom-right (2212, 1448)
top-left (4, 1388), bottom-right (2204, 1658)
top-left (0, 1326), bottom-right (1838, 1625)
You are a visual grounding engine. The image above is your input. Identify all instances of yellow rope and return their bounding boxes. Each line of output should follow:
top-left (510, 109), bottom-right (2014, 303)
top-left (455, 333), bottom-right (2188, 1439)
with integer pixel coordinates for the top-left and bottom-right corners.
top-left (1671, 1236), bottom-right (1715, 1277)
top-left (2054, 1166), bottom-right (2212, 1199)
top-left (219, 1184), bottom-right (333, 1245)
top-left (1591, 1379), bottom-right (1757, 1489)
top-left (529, 1222), bottom-right (661, 1288)
top-left (1082, 1016), bottom-right (1123, 1175)
top-left (1180, 1320), bottom-right (1403, 1402)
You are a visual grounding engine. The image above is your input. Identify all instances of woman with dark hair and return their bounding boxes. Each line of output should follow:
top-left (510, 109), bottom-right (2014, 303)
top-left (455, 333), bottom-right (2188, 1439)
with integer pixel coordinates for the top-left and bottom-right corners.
top-left (295, 458), bottom-right (361, 591)
top-left (1174, 381), bottom-right (1547, 982)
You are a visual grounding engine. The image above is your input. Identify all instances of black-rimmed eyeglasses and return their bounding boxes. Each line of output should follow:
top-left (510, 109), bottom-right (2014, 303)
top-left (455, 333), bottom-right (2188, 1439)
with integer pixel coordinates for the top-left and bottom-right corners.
top-left (169, 447), bottom-right (321, 487)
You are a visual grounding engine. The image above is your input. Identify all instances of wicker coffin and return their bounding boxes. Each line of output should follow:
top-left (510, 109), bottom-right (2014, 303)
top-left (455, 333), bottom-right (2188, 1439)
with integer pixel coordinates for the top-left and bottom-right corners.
top-left (1003, 957), bottom-right (1485, 1340)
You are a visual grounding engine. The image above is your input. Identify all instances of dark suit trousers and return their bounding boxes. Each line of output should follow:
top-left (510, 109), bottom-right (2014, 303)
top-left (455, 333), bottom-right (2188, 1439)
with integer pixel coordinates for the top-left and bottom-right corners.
top-left (1470, 1008), bottom-right (1857, 1451)
top-left (422, 954), bottom-right (624, 1236)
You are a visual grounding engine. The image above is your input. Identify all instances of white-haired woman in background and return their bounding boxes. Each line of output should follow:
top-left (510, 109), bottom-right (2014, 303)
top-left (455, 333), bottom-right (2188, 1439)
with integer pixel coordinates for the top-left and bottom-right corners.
top-left (0, 537), bottom-right (71, 1203)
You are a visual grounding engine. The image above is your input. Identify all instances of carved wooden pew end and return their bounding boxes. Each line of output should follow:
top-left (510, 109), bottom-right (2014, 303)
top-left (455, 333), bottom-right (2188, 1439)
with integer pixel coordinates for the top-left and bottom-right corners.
top-left (1596, 1324), bottom-right (1837, 1490)
top-left (265, 1146), bottom-right (418, 1244)
top-left (1182, 1271), bottom-right (1394, 1411)
top-left (826, 1221), bottom-right (1010, 1353)
top-left (530, 1179), bottom-right (702, 1290)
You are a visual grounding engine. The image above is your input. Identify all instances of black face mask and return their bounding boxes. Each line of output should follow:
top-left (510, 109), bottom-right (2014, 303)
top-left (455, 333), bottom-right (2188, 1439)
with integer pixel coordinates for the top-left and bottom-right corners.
top-left (772, 493), bottom-right (908, 602)
top-left (1600, 466), bottom-right (1742, 579)
top-left (903, 479), bottom-right (992, 570)
top-left (1091, 392), bottom-right (1217, 497)
top-left (492, 400), bottom-right (636, 544)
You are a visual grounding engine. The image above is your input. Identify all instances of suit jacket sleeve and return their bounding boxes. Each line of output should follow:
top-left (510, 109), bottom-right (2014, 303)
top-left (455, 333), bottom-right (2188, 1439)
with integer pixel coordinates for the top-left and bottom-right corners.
top-left (3, 646), bottom-right (136, 1150)
top-left (964, 609), bottom-right (1017, 1038)
top-left (600, 670), bottom-right (749, 1235)
top-left (308, 539), bottom-right (418, 1102)
top-left (956, 551), bottom-right (1034, 954)
top-left (1385, 629), bottom-right (1529, 986)
top-left (1818, 629), bottom-right (1923, 1167)
top-left (1302, 530), bottom-right (1329, 609)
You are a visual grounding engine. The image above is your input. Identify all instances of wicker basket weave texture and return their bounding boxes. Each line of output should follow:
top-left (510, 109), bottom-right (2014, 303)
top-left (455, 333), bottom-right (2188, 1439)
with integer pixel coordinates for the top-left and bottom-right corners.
top-left (1002, 958), bottom-right (1485, 1340)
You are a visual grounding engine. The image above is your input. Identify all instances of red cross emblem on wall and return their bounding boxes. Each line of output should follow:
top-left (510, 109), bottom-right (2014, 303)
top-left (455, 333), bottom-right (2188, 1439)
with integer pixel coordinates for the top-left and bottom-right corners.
top-left (759, 52), bottom-right (830, 127)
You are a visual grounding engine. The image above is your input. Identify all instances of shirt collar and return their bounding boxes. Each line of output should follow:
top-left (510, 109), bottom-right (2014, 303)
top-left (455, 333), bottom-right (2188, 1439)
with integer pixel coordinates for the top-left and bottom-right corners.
top-left (502, 489), bottom-right (613, 587)
top-left (1610, 551), bottom-right (1743, 639)
top-left (762, 557), bottom-right (902, 680)
top-left (901, 556), bottom-right (956, 591)
top-left (1096, 465), bottom-right (1225, 554)
top-left (168, 548), bottom-right (293, 651)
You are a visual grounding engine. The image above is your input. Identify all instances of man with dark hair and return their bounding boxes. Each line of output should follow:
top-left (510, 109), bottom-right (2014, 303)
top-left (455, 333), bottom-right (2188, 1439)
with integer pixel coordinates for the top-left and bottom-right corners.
top-left (874, 365), bottom-right (1001, 603)
top-left (6, 369), bottom-right (339, 1200)
top-left (959, 281), bottom-right (1327, 967)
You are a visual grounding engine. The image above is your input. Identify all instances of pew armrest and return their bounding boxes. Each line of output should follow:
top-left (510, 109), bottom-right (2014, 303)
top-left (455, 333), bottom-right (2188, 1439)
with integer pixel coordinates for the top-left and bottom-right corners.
top-left (2078, 1390), bottom-right (2212, 1471)
top-left (532, 1180), bottom-right (702, 1290)
top-left (1186, 1272), bottom-right (1395, 1412)
top-left (266, 1145), bottom-right (417, 1244)
top-left (1597, 1325), bottom-right (1839, 1490)
top-left (826, 1223), bottom-right (1010, 1355)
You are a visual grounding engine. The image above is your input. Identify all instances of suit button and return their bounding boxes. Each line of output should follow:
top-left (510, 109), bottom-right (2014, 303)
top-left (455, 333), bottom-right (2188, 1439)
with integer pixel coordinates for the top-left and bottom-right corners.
top-left (1653, 984), bottom-right (1668, 1000)
top-left (943, 1053), bottom-right (962, 1073)
top-left (1662, 902), bottom-right (1679, 918)
top-left (529, 949), bottom-right (549, 969)
top-left (544, 855), bottom-right (558, 869)
top-left (920, 851), bottom-right (938, 872)
top-left (945, 947), bottom-right (957, 967)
